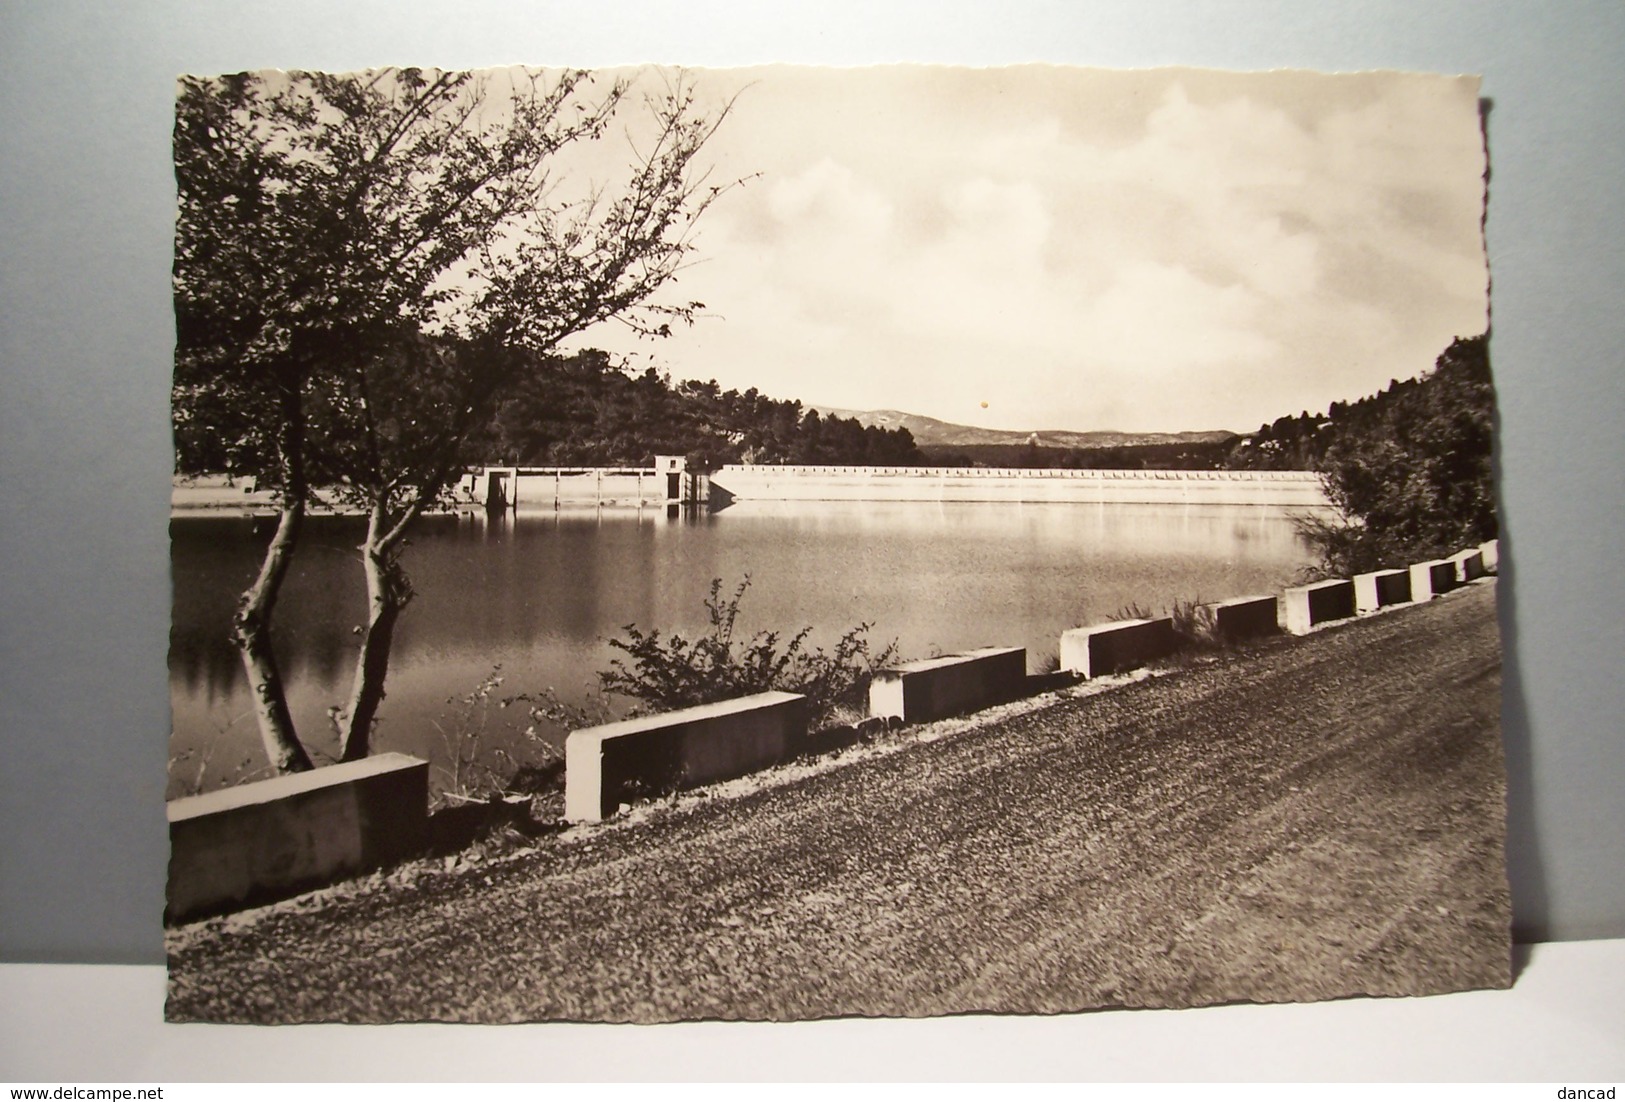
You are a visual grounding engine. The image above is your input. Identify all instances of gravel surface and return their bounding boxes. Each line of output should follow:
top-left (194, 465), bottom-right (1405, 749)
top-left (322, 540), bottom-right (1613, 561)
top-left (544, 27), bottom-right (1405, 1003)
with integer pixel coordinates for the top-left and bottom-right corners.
top-left (167, 581), bottom-right (1509, 1022)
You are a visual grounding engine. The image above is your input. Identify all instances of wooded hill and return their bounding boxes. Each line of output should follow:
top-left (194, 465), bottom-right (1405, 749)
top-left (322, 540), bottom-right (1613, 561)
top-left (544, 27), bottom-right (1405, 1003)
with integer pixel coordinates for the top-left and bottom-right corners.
top-left (1280, 334), bottom-right (1497, 572)
top-left (1227, 335), bottom-right (1493, 476)
top-left (466, 350), bottom-right (923, 469)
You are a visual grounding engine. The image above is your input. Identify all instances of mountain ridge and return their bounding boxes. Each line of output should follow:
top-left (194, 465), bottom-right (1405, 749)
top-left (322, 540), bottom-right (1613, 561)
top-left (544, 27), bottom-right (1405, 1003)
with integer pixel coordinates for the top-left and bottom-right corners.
top-left (807, 406), bottom-right (1237, 450)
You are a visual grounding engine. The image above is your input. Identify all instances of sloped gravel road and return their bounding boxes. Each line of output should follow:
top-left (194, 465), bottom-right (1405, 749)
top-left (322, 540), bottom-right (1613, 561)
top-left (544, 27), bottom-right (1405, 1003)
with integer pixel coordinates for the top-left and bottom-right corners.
top-left (167, 581), bottom-right (1509, 1022)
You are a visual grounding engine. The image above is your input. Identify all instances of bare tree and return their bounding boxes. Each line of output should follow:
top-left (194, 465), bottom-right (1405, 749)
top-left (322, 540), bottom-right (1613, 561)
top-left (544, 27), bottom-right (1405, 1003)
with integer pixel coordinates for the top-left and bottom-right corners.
top-left (173, 66), bottom-right (737, 773)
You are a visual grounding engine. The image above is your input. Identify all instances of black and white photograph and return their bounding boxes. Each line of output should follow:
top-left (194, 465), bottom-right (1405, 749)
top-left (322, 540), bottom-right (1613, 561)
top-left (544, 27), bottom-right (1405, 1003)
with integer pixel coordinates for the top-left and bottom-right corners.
top-left (162, 63), bottom-right (1508, 1023)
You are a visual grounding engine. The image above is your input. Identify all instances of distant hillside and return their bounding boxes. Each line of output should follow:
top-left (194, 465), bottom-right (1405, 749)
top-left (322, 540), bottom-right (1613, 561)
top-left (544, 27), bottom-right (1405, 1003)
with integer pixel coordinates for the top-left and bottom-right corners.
top-left (459, 354), bottom-right (919, 470)
top-left (808, 406), bottom-right (1236, 451)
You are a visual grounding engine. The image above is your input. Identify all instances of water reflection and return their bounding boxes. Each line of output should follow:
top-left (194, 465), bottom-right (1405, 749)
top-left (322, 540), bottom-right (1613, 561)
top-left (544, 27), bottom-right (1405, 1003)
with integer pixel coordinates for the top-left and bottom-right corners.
top-left (168, 500), bottom-right (1314, 797)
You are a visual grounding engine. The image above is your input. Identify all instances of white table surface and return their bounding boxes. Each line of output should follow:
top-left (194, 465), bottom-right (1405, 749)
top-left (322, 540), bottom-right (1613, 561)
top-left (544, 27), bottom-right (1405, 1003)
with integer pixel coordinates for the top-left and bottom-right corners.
top-left (2, 939), bottom-right (1621, 1082)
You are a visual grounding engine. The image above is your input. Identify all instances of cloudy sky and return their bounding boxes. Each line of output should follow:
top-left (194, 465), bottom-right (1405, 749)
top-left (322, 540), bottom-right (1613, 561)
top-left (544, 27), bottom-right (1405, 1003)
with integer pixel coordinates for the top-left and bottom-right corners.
top-left (568, 65), bottom-right (1488, 434)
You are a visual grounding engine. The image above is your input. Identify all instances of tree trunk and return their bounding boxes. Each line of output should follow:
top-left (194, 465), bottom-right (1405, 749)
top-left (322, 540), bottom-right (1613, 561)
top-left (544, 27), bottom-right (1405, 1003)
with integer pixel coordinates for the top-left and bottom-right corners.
top-left (337, 501), bottom-right (415, 762)
top-left (232, 499), bottom-right (315, 774)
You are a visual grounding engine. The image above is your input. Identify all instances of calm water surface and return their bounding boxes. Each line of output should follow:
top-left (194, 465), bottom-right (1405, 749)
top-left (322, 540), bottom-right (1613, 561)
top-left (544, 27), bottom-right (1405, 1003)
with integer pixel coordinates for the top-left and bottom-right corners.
top-left (168, 500), bottom-right (1317, 798)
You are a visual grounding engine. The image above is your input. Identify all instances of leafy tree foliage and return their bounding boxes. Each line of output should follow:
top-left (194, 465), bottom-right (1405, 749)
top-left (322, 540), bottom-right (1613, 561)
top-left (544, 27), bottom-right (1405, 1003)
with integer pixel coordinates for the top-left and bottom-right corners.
top-left (173, 67), bottom-right (735, 772)
top-left (1292, 335), bottom-right (1497, 575)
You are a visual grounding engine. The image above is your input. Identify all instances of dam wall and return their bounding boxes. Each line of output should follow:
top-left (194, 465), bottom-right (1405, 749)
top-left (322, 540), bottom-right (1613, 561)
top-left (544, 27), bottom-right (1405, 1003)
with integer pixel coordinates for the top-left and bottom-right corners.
top-left (708, 465), bottom-right (1330, 508)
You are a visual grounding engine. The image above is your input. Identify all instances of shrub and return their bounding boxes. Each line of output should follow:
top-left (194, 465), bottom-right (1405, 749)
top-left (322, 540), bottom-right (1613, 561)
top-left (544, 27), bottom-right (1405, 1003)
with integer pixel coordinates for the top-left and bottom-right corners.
top-left (432, 667), bottom-right (562, 808)
top-left (1169, 597), bottom-right (1222, 649)
top-left (599, 576), bottom-right (899, 727)
top-left (1291, 511), bottom-right (1406, 580)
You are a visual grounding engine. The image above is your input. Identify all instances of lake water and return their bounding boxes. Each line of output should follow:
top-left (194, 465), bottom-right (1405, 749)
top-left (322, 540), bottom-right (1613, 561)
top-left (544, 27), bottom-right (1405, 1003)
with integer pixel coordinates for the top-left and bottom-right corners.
top-left (168, 500), bottom-right (1318, 799)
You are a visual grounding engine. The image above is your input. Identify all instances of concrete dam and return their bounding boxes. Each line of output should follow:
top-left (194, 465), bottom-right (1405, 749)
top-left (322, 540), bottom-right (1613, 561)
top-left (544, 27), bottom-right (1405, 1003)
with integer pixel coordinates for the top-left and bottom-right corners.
top-left (460, 462), bottom-right (1331, 510)
top-left (705, 465), bottom-right (1331, 508)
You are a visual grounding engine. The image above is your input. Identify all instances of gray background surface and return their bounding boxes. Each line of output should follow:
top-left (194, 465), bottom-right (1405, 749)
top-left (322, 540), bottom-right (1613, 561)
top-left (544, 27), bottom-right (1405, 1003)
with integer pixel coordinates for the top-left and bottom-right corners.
top-left (1, 0), bottom-right (1621, 964)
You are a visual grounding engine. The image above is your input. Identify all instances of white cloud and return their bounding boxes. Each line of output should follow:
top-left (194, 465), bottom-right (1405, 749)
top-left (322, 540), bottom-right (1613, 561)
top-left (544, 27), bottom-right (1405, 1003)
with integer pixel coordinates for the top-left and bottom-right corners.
top-left (765, 158), bottom-right (894, 239)
top-left (580, 68), bottom-right (1488, 433)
